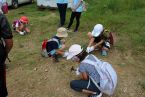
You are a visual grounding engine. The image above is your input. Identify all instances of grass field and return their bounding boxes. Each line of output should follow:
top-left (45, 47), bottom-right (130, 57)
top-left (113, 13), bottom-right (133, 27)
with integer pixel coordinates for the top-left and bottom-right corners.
top-left (5, 0), bottom-right (145, 97)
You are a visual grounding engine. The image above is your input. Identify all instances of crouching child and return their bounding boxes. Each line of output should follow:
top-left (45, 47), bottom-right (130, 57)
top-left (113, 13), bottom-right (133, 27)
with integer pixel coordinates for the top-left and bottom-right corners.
top-left (41, 27), bottom-right (69, 62)
top-left (12, 16), bottom-right (30, 35)
top-left (86, 24), bottom-right (114, 56)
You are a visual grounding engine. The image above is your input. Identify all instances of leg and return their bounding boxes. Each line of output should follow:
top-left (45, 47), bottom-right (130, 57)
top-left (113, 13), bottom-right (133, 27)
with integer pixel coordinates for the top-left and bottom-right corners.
top-left (67, 12), bottom-right (76, 29)
top-left (87, 32), bottom-right (93, 40)
top-left (70, 80), bottom-right (89, 92)
top-left (61, 3), bottom-right (67, 26)
top-left (0, 46), bottom-right (8, 97)
top-left (57, 4), bottom-right (63, 26)
top-left (74, 12), bottom-right (81, 32)
top-left (70, 80), bottom-right (100, 95)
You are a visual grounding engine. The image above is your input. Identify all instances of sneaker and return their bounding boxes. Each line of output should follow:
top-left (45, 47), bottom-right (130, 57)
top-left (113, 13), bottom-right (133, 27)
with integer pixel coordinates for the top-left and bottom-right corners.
top-left (101, 50), bottom-right (107, 56)
top-left (53, 54), bottom-right (59, 62)
top-left (89, 93), bottom-right (102, 97)
top-left (74, 29), bottom-right (78, 32)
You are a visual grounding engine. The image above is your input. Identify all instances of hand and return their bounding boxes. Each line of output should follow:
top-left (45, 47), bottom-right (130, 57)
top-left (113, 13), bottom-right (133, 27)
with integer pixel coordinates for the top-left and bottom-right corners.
top-left (86, 46), bottom-right (94, 53)
top-left (71, 8), bottom-right (76, 12)
top-left (63, 51), bottom-right (69, 57)
top-left (90, 46), bottom-right (95, 52)
top-left (19, 31), bottom-right (25, 35)
top-left (75, 68), bottom-right (80, 75)
top-left (86, 47), bottom-right (91, 53)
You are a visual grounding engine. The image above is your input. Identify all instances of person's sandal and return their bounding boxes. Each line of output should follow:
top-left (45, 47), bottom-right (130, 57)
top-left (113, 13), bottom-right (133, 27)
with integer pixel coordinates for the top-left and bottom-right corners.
top-left (53, 54), bottom-right (59, 62)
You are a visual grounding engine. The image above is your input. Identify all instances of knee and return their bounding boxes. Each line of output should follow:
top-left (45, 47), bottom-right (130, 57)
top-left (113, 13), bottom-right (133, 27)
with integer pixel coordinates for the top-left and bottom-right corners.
top-left (70, 80), bottom-right (75, 89)
top-left (87, 32), bottom-right (92, 39)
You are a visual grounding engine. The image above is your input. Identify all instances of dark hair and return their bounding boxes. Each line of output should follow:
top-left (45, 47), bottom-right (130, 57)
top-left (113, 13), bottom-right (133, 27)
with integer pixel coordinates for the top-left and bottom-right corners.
top-left (76, 50), bottom-right (88, 62)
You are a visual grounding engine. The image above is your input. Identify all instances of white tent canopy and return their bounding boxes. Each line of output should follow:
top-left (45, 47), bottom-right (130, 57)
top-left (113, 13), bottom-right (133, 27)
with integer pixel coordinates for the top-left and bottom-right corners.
top-left (37, 0), bottom-right (72, 8)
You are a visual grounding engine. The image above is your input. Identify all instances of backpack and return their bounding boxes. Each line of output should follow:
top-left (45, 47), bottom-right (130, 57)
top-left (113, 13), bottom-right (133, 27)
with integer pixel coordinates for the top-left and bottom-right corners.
top-left (41, 38), bottom-right (60, 57)
top-left (109, 32), bottom-right (114, 45)
top-left (82, 54), bottom-right (117, 95)
top-left (12, 20), bottom-right (21, 30)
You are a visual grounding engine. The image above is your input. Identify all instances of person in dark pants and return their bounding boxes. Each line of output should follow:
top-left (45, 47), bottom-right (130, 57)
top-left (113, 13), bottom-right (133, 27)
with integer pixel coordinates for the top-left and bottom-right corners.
top-left (0, 13), bottom-right (13, 97)
top-left (66, 44), bottom-right (102, 97)
top-left (56, 0), bottom-right (68, 27)
top-left (67, 0), bottom-right (83, 32)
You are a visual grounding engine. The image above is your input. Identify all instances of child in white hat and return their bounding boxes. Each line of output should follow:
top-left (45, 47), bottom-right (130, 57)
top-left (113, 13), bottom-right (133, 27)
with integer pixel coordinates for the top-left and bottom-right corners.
top-left (86, 24), bottom-right (111, 56)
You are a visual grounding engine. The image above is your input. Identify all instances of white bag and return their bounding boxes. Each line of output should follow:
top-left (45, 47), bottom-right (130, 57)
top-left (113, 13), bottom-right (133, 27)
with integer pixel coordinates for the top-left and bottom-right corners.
top-left (82, 54), bottom-right (117, 95)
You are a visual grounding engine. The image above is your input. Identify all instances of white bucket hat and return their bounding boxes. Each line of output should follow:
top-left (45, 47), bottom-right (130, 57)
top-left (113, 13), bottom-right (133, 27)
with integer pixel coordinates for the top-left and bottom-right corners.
top-left (56, 27), bottom-right (68, 38)
top-left (67, 44), bottom-right (83, 60)
top-left (92, 24), bottom-right (104, 37)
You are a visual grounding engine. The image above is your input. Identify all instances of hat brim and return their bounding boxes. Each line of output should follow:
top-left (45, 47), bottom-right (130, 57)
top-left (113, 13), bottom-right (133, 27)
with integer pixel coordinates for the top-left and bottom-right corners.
top-left (92, 30), bottom-right (101, 37)
top-left (56, 33), bottom-right (68, 38)
top-left (67, 53), bottom-right (76, 60)
top-left (67, 48), bottom-right (83, 60)
top-left (20, 20), bottom-right (28, 23)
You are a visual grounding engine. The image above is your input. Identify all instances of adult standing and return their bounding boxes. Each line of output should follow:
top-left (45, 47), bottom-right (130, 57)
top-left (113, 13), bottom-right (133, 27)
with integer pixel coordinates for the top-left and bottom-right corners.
top-left (0, 11), bottom-right (13, 97)
top-left (67, 0), bottom-right (83, 32)
top-left (56, 0), bottom-right (68, 27)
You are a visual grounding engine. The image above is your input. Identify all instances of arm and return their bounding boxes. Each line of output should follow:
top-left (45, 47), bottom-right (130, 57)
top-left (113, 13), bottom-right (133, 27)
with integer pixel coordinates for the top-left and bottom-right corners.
top-left (15, 27), bottom-right (21, 33)
top-left (94, 39), bottom-right (104, 48)
top-left (0, 14), bottom-right (13, 54)
top-left (15, 22), bottom-right (23, 33)
top-left (80, 72), bottom-right (88, 80)
top-left (72, 0), bottom-right (83, 11)
top-left (4, 39), bottom-right (13, 54)
top-left (88, 37), bottom-right (95, 47)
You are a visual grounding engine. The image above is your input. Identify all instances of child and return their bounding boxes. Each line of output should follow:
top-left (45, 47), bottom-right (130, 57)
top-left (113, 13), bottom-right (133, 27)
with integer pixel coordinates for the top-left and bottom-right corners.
top-left (86, 24), bottom-right (113, 56)
top-left (12, 16), bottom-right (30, 35)
top-left (41, 27), bottom-right (69, 62)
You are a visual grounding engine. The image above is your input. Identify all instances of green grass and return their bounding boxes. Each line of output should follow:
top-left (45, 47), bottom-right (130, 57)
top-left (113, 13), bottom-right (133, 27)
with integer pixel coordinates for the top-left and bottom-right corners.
top-left (6, 1), bottom-right (145, 97)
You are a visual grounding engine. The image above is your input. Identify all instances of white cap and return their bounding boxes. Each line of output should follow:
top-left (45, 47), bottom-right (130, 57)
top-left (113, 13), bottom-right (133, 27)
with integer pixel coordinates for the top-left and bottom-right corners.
top-left (92, 24), bottom-right (103, 37)
top-left (67, 44), bottom-right (83, 60)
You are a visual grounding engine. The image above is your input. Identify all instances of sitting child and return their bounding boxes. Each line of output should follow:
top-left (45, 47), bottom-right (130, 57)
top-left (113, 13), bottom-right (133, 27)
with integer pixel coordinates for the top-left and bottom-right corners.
top-left (12, 16), bottom-right (30, 35)
top-left (86, 24), bottom-right (113, 56)
top-left (41, 27), bottom-right (69, 62)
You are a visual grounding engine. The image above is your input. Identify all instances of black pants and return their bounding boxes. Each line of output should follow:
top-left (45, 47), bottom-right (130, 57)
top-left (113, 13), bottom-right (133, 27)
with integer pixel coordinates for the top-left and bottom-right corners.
top-left (67, 12), bottom-right (82, 31)
top-left (0, 44), bottom-right (8, 97)
top-left (57, 3), bottom-right (68, 26)
top-left (70, 79), bottom-right (100, 94)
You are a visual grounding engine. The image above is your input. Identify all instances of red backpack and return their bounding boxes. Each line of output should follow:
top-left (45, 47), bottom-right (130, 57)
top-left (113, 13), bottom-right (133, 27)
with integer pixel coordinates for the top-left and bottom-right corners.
top-left (41, 39), bottom-right (48, 50)
top-left (109, 32), bottom-right (114, 45)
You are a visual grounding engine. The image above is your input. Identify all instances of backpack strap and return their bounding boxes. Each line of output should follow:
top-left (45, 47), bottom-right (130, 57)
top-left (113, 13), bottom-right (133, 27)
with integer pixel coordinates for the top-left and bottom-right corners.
top-left (81, 55), bottom-right (102, 91)
top-left (48, 38), bottom-right (60, 46)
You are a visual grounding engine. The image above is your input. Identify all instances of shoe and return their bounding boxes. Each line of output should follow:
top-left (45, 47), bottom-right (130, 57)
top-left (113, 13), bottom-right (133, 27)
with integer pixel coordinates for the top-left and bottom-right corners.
top-left (53, 54), bottom-right (59, 62)
top-left (101, 50), bottom-right (107, 56)
top-left (89, 92), bottom-right (102, 97)
top-left (74, 29), bottom-right (78, 32)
